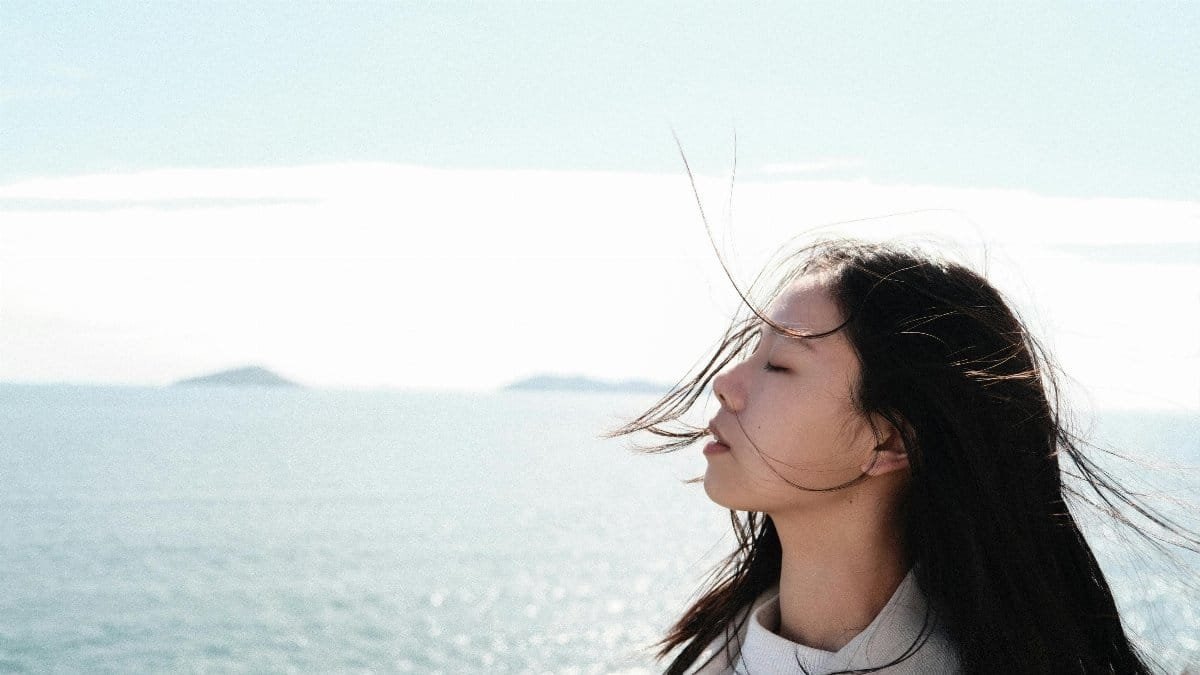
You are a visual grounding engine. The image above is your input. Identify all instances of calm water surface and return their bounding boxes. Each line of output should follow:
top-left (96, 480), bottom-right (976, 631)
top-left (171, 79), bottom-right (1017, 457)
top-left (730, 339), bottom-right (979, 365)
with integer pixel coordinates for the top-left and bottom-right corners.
top-left (0, 384), bottom-right (1196, 673)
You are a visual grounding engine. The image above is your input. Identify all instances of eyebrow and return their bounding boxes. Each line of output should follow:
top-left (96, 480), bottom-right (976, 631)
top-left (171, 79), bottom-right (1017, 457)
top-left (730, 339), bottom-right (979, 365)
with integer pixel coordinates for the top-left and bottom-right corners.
top-left (758, 325), bottom-right (816, 351)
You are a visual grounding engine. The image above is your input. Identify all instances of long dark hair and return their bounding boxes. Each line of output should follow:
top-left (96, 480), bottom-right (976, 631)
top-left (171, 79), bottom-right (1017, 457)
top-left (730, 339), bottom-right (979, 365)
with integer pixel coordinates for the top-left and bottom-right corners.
top-left (608, 234), bottom-right (1199, 674)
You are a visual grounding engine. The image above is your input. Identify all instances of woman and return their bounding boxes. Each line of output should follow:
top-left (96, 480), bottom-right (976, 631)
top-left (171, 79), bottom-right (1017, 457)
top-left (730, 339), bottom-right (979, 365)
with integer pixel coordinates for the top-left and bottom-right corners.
top-left (609, 237), bottom-right (1197, 674)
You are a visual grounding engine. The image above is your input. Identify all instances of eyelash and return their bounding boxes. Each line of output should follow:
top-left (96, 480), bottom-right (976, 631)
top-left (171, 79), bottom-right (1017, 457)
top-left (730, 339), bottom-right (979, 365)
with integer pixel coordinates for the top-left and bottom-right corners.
top-left (750, 331), bottom-right (787, 373)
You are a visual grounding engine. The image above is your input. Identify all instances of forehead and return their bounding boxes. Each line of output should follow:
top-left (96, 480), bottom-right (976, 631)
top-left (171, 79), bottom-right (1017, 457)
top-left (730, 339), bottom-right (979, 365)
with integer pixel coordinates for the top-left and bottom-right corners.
top-left (765, 276), bottom-right (844, 335)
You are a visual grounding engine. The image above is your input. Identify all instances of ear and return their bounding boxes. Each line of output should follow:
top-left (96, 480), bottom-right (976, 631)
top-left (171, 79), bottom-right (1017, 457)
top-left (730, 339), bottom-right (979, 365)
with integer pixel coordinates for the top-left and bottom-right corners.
top-left (859, 417), bottom-right (910, 477)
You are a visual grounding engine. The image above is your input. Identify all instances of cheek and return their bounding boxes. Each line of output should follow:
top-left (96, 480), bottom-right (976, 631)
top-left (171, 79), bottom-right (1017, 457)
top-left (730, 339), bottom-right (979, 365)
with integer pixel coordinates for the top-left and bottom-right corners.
top-left (746, 392), bottom-right (863, 468)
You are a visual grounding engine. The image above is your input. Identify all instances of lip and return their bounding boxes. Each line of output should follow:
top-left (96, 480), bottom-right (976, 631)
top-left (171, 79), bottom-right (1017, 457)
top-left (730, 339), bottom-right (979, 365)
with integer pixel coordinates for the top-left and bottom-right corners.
top-left (703, 441), bottom-right (731, 455)
top-left (705, 418), bottom-right (732, 455)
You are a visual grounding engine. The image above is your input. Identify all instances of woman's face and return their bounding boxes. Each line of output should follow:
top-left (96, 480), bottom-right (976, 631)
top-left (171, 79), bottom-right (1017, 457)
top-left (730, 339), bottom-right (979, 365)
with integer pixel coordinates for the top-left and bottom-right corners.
top-left (705, 275), bottom-right (881, 515)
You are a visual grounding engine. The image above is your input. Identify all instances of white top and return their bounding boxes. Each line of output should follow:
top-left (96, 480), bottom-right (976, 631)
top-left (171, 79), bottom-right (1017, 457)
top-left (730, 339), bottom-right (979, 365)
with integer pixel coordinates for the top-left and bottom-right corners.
top-left (688, 570), bottom-right (961, 674)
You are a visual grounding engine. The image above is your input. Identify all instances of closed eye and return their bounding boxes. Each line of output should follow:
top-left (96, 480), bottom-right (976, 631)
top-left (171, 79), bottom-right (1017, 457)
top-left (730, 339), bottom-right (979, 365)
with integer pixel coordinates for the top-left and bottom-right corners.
top-left (762, 363), bottom-right (788, 373)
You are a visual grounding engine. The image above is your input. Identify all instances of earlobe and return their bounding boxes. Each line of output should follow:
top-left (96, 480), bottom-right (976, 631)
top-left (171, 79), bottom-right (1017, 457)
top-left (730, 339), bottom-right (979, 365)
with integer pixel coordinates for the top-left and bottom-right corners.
top-left (861, 449), bottom-right (909, 476)
top-left (860, 420), bottom-right (911, 476)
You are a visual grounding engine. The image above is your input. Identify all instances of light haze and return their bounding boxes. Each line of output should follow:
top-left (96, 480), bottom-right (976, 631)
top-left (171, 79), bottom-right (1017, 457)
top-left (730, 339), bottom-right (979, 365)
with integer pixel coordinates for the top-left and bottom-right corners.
top-left (1, 3), bottom-right (1197, 410)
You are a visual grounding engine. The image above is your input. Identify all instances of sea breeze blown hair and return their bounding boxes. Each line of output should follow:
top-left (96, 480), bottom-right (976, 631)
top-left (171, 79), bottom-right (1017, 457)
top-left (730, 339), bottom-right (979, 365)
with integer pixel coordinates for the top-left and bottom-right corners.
top-left (607, 238), bottom-right (1200, 674)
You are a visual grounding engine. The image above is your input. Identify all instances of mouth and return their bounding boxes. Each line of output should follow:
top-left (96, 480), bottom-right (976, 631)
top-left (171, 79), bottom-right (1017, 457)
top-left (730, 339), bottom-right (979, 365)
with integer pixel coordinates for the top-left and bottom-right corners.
top-left (704, 421), bottom-right (732, 455)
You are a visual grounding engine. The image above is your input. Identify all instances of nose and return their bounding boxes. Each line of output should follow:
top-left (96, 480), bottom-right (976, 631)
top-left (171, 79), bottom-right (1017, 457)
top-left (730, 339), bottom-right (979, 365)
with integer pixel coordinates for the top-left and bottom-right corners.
top-left (712, 368), bottom-right (743, 412)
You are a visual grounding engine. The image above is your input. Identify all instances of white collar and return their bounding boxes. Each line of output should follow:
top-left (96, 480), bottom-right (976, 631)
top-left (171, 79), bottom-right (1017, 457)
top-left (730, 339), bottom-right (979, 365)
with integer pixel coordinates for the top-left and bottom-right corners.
top-left (735, 569), bottom-right (939, 674)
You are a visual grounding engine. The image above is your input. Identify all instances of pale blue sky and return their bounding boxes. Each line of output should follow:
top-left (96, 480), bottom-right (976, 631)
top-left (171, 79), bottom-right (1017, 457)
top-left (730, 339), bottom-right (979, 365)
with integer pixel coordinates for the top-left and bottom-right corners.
top-left (1, 3), bottom-right (1198, 408)
top-left (3, 2), bottom-right (1199, 198)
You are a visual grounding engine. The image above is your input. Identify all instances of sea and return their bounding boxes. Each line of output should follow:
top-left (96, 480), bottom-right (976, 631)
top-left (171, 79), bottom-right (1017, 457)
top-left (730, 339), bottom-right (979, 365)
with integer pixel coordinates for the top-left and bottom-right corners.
top-left (0, 384), bottom-right (1196, 673)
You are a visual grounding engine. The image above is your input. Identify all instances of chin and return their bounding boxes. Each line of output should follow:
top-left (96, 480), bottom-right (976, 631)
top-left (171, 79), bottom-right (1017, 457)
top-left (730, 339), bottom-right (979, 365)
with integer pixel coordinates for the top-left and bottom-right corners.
top-left (702, 471), bottom-right (753, 511)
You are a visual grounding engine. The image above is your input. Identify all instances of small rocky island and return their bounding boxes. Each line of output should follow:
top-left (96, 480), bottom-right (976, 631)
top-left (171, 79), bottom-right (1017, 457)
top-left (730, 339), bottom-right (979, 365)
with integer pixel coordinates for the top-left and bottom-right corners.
top-left (503, 374), bottom-right (669, 394)
top-left (173, 366), bottom-right (300, 388)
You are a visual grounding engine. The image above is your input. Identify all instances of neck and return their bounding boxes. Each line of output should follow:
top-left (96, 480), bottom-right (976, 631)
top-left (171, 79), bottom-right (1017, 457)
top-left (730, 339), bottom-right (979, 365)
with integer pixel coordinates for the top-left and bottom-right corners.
top-left (769, 483), bottom-right (908, 651)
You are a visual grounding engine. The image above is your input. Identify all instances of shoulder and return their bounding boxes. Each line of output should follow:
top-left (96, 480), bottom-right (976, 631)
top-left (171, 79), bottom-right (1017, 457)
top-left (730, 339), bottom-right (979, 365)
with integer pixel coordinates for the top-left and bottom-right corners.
top-left (684, 584), bottom-right (780, 675)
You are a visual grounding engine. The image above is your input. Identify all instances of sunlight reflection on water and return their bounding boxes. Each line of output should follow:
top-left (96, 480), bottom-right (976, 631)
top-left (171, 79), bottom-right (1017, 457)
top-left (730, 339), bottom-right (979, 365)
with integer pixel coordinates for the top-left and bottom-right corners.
top-left (0, 386), bottom-right (1195, 672)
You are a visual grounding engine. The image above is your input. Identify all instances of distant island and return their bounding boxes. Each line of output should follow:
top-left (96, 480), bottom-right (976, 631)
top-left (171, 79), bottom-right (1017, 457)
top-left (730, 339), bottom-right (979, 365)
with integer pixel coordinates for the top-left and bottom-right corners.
top-left (173, 366), bottom-right (301, 388)
top-left (503, 374), bottom-right (670, 394)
